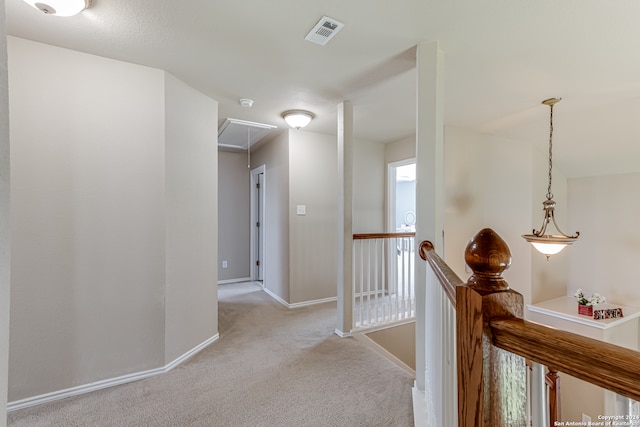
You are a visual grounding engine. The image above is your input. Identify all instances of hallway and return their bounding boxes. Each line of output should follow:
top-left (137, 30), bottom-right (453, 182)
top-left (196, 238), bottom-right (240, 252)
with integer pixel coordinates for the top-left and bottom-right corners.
top-left (8, 282), bottom-right (414, 426)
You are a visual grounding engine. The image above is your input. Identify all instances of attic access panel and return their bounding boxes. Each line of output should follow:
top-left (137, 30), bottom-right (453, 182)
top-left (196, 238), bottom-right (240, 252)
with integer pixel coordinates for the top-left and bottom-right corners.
top-left (218, 118), bottom-right (277, 151)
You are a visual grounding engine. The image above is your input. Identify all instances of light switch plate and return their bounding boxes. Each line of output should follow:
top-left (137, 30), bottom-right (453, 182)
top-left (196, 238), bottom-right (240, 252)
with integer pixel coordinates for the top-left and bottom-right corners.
top-left (296, 205), bottom-right (306, 215)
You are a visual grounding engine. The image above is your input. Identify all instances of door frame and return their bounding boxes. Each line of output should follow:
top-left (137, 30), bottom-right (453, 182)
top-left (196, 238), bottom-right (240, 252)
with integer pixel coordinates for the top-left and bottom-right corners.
top-left (387, 158), bottom-right (417, 232)
top-left (250, 165), bottom-right (266, 283)
top-left (386, 158), bottom-right (416, 295)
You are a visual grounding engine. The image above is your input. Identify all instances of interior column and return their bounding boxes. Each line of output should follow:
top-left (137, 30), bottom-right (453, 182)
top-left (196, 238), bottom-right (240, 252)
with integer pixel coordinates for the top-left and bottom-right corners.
top-left (336, 101), bottom-right (354, 337)
top-left (0, 0), bottom-right (10, 422)
top-left (415, 41), bottom-right (445, 392)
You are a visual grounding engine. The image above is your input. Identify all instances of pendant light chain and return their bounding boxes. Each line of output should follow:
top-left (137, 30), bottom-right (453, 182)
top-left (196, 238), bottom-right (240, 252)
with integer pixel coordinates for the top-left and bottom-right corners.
top-left (521, 97), bottom-right (579, 258)
top-left (546, 104), bottom-right (554, 201)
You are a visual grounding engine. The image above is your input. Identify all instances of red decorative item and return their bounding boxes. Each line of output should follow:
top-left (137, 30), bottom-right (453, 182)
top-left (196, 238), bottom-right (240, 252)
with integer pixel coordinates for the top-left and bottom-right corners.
top-left (578, 304), bottom-right (593, 316)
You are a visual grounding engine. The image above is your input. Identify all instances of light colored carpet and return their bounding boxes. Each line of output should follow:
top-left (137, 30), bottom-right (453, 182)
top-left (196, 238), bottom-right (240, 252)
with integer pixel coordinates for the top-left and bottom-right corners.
top-left (8, 282), bottom-right (415, 426)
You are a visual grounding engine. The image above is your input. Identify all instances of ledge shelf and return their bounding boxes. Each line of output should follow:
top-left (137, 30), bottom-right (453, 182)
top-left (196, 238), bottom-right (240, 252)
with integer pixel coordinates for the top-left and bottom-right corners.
top-left (527, 296), bottom-right (640, 421)
top-left (527, 296), bottom-right (640, 330)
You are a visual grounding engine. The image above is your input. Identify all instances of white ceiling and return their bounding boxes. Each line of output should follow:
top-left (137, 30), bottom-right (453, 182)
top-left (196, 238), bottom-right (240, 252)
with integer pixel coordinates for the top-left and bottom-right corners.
top-left (6, 0), bottom-right (640, 178)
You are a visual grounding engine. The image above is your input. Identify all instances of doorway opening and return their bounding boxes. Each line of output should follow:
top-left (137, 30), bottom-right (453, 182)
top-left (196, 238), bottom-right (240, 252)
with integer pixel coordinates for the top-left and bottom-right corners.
top-left (385, 159), bottom-right (416, 310)
top-left (387, 159), bottom-right (416, 233)
top-left (250, 165), bottom-right (265, 283)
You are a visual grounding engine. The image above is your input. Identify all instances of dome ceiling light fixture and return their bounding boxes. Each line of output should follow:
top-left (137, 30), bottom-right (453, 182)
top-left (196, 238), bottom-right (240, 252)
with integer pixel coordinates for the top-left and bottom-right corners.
top-left (281, 110), bottom-right (314, 130)
top-left (522, 97), bottom-right (580, 260)
top-left (22, 0), bottom-right (92, 16)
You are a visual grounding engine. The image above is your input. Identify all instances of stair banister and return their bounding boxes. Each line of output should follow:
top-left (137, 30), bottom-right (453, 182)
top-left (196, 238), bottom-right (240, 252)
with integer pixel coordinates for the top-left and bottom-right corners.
top-left (455, 228), bottom-right (529, 426)
top-left (420, 227), bottom-right (640, 427)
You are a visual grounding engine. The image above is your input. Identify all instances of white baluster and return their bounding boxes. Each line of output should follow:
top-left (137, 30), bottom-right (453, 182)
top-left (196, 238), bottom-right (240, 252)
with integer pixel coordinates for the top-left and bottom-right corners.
top-left (373, 238), bottom-right (379, 324)
top-left (531, 362), bottom-right (549, 427)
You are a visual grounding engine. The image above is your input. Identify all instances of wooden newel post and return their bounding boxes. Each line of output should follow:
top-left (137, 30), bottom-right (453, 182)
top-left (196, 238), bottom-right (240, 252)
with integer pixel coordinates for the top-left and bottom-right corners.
top-left (456, 228), bottom-right (528, 427)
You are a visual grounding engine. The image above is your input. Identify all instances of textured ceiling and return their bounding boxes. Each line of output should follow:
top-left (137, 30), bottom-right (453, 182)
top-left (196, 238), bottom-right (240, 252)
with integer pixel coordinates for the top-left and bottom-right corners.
top-left (6, 0), bottom-right (640, 178)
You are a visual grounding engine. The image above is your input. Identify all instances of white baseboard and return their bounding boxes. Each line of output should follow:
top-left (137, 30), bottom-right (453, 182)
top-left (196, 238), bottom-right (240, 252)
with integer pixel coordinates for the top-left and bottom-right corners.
top-left (334, 328), bottom-right (352, 338)
top-left (164, 333), bottom-right (218, 371)
top-left (7, 333), bottom-right (220, 412)
top-left (217, 277), bottom-right (251, 285)
top-left (262, 288), bottom-right (336, 309)
top-left (263, 287), bottom-right (289, 306)
top-left (288, 296), bottom-right (337, 308)
top-left (412, 384), bottom-right (428, 427)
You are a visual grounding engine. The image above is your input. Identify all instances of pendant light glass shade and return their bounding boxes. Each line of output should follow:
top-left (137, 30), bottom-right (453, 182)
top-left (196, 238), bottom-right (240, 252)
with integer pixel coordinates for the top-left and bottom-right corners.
top-left (282, 110), bottom-right (314, 129)
top-left (531, 242), bottom-right (568, 256)
top-left (22, 0), bottom-right (90, 16)
top-left (522, 98), bottom-right (579, 259)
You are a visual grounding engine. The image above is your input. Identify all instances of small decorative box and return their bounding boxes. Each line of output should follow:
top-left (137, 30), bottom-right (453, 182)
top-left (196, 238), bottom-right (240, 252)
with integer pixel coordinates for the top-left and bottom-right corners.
top-left (593, 308), bottom-right (624, 320)
top-left (578, 304), bottom-right (593, 316)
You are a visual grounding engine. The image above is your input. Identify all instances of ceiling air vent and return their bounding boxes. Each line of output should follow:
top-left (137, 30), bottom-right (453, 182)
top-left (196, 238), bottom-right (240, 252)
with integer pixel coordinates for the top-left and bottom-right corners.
top-left (305, 16), bottom-right (344, 46)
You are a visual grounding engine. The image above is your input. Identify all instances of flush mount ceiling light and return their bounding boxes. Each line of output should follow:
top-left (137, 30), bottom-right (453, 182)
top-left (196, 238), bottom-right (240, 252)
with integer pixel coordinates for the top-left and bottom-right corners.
top-left (522, 97), bottom-right (579, 259)
top-left (282, 110), bottom-right (314, 129)
top-left (23, 0), bottom-right (91, 16)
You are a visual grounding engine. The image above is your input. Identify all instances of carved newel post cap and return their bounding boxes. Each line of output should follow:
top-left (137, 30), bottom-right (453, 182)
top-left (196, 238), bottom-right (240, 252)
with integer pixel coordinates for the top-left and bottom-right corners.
top-left (465, 228), bottom-right (512, 291)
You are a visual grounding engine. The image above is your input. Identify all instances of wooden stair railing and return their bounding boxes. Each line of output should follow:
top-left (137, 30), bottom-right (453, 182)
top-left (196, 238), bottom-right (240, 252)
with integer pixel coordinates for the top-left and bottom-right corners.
top-left (353, 232), bottom-right (416, 240)
top-left (418, 240), bottom-right (460, 305)
top-left (419, 227), bottom-right (640, 427)
top-left (491, 318), bottom-right (640, 402)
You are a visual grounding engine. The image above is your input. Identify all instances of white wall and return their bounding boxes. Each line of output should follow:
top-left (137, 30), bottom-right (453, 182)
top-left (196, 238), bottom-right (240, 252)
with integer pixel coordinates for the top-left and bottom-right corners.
top-left (0, 1), bottom-right (10, 422)
top-left (568, 172), bottom-right (640, 308)
top-left (164, 73), bottom-right (218, 363)
top-left (217, 150), bottom-right (250, 281)
top-left (480, 135), bottom-right (536, 304)
top-left (353, 139), bottom-right (384, 233)
top-left (289, 131), bottom-right (338, 303)
top-left (250, 132), bottom-right (290, 302)
top-left (384, 136), bottom-right (415, 165)
top-left (394, 126), bottom-right (566, 307)
top-left (9, 37), bottom-right (166, 400)
top-left (442, 127), bottom-right (484, 278)
top-left (385, 130), bottom-right (485, 281)
top-left (8, 37), bottom-right (218, 402)
top-left (444, 129), bottom-right (568, 307)
top-left (251, 130), bottom-right (383, 305)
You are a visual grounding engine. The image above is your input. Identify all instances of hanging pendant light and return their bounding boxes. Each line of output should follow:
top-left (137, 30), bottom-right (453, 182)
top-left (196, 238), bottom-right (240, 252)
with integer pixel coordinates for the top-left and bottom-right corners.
top-left (522, 98), bottom-right (579, 259)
